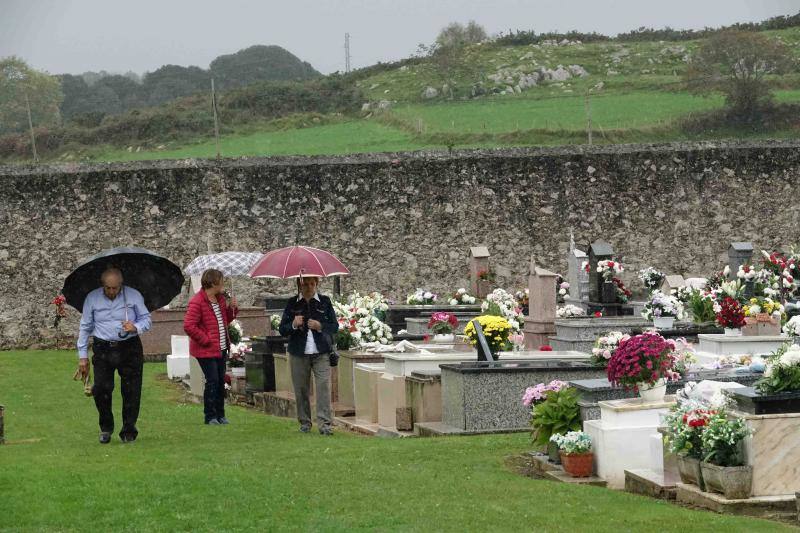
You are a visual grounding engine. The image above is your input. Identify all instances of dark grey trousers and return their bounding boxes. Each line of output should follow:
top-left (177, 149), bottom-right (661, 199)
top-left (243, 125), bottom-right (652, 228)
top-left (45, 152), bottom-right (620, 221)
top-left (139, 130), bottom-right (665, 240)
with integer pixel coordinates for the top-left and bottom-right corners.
top-left (289, 354), bottom-right (332, 428)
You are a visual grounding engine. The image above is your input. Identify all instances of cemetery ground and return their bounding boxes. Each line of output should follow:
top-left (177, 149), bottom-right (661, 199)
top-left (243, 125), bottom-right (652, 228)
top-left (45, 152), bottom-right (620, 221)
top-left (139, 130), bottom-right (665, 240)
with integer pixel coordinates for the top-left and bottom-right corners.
top-left (0, 351), bottom-right (794, 532)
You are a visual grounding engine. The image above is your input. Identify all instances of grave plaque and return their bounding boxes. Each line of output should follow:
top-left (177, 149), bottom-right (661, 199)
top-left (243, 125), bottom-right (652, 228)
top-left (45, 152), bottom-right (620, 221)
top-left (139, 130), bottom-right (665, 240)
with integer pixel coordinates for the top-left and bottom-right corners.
top-left (588, 240), bottom-right (614, 304)
top-left (470, 319), bottom-right (495, 362)
top-left (728, 242), bottom-right (754, 280)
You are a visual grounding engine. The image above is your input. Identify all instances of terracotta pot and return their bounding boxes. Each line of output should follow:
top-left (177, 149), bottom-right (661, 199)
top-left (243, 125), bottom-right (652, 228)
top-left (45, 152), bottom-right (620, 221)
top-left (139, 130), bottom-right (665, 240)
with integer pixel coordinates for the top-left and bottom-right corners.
top-left (638, 378), bottom-right (667, 402)
top-left (547, 440), bottom-right (561, 464)
top-left (700, 462), bottom-right (752, 499)
top-left (560, 451), bottom-right (594, 477)
top-left (676, 455), bottom-right (705, 490)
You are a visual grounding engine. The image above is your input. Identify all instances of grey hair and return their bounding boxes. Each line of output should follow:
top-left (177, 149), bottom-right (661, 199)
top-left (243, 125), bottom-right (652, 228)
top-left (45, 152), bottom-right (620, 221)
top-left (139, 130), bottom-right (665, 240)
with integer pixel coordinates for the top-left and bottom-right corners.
top-left (100, 267), bottom-right (123, 284)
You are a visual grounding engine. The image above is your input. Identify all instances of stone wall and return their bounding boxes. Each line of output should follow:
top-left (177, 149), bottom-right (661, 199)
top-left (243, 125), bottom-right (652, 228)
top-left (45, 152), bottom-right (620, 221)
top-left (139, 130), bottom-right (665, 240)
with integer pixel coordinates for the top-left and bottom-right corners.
top-left (2, 140), bottom-right (800, 349)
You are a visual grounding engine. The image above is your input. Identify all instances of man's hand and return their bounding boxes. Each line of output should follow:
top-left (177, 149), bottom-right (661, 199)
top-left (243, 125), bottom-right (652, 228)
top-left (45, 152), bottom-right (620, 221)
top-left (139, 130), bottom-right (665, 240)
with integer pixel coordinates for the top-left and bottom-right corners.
top-left (292, 315), bottom-right (305, 329)
top-left (122, 320), bottom-right (137, 333)
top-left (307, 319), bottom-right (322, 332)
top-left (79, 359), bottom-right (90, 379)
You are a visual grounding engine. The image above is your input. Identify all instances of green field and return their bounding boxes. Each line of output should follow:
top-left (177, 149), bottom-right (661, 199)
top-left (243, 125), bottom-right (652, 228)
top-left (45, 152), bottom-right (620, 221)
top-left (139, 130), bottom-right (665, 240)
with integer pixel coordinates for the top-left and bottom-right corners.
top-left (0, 351), bottom-right (794, 532)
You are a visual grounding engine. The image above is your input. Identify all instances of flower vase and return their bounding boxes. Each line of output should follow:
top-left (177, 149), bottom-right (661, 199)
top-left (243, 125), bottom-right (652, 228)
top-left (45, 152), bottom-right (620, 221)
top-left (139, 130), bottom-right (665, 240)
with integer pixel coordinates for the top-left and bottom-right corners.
top-left (652, 316), bottom-right (675, 330)
top-left (676, 455), bottom-right (705, 490)
top-left (560, 452), bottom-right (594, 477)
top-left (638, 378), bottom-right (667, 402)
top-left (700, 462), bottom-right (752, 499)
top-left (724, 328), bottom-right (742, 337)
top-left (432, 333), bottom-right (455, 344)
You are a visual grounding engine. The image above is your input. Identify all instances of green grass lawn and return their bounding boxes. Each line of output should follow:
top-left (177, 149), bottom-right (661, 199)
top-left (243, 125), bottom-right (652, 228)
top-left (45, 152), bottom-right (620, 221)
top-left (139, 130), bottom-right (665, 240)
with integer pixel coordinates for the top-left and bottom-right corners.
top-left (94, 121), bottom-right (431, 162)
top-left (0, 351), bottom-right (793, 532)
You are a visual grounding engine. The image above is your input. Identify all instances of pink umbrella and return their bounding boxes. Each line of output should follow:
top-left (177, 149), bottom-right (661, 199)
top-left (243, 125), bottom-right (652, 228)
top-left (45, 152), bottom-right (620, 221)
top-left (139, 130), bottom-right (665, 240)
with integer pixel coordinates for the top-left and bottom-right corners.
top-left (248, 246), bottom-right (350, 279)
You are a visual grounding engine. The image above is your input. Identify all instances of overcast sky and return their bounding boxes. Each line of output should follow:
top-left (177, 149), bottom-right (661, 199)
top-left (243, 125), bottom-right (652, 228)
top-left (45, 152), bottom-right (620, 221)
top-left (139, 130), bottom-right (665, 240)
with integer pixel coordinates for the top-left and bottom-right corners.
top-left (1, 0), bottom-right (798, 76)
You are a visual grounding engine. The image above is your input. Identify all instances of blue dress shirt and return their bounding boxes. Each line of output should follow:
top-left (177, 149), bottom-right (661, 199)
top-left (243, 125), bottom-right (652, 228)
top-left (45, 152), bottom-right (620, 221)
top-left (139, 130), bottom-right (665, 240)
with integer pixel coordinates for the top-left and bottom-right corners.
top-left (77, 286), bottom-right (152, 358)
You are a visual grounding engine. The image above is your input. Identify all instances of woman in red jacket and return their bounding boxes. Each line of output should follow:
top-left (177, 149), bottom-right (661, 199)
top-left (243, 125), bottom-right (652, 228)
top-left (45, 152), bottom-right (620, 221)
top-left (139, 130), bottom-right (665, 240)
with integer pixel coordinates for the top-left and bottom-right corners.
top-left (183, 269), bottom-right (239, 425)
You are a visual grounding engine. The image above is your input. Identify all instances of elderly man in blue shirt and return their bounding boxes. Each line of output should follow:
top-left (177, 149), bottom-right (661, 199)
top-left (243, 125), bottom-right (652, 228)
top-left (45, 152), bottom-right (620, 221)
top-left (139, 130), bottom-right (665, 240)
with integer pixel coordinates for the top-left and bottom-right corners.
top-left (77, 267), bottom-right (152, 444)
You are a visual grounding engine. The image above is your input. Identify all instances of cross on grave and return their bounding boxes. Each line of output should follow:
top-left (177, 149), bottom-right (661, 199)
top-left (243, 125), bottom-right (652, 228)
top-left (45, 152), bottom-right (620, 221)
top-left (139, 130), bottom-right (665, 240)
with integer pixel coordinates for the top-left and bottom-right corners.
top-left (470, 319), bottom-right (495, 362)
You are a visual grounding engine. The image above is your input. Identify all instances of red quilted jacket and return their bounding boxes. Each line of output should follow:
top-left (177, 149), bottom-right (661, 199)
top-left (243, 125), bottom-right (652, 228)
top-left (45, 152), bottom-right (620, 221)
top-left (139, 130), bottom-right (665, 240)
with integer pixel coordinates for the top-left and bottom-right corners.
top-left (183, 290), bottom-right (239, 358)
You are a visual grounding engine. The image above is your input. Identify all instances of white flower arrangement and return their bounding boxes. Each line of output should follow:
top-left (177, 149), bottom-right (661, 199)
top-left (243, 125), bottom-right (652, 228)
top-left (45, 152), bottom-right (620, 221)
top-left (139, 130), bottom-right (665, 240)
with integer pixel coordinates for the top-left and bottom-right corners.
top-left (270, 314), bottom-right (281, 331)
top-left (641, 290), bottom-right (686, 320)
top-left (334, 292), bottom-right (393, 346)
top-left (558, 282), bottom-right (569, 297)
top-left (550, 431), bottom-right (592, 454)
top-left (591, 331), bottom-right (629, 364)
top-left (481, 288), bottom-right (524, 331)
top-left (737, 265), bottom-right (757, 281)
top-left (448, 287), bottom-right (477, 306)
top-left (597, 260), bottom-right (623, 280)
top-left (407, 288), bottom-right (437, 305)
top-left (783, 316), bottom-right (800, 337)
top-left (556, 304), bottom-right (586, 318)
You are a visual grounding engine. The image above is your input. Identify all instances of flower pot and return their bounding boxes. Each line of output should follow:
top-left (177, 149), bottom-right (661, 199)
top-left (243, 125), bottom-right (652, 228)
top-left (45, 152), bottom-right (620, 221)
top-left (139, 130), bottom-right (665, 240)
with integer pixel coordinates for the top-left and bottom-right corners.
top-left (432, 333), bottom-right (455, 343)
top-left (653, 316), bottom-right (675, 330)
top-left (724, 328), bottom-right (742, 337)
top-left (638, 378), bottom-right (667, 402)
top-left (547, 440), bottom-right (562, 464)
top-left (676, 455), bottom-right (705, 490)
top-left (700, 462), bottom-right (752, 499)
top-left (230, 366), bottom-right (246, 378)
top-left (560, 451), bottom-right (594, 477)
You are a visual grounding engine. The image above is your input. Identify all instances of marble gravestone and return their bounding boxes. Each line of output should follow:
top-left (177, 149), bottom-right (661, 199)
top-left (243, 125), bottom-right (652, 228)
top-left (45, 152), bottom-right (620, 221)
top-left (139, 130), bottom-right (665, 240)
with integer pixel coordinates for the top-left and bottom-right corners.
top-left (523, 258), bottom-right (558, 349)
top-left (728, 242), bottom-right (754, 279)
top-left (469, 246), bottom-right (491, 298)
top-left (567, 233), bottom-right (589, 304)
top-left (587, 240), bottom-right (627, 316)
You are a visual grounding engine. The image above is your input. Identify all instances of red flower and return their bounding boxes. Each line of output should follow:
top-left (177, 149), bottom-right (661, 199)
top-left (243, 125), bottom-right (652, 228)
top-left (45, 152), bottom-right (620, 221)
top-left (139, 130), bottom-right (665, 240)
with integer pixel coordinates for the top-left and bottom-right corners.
top-left (539, 345), bottom-right (553, 351)
top-left (716, 297), bottom-right (745, 329)
top-left (594, 311), bottom-right (602, 318)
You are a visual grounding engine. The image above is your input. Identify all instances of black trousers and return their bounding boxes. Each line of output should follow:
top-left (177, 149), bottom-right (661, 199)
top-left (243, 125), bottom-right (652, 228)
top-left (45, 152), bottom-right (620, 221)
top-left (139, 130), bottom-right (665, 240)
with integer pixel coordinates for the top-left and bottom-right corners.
top-left (91, 336), bottom-right (144, 438)
top-left (197, 353), bottom-right (227, 423)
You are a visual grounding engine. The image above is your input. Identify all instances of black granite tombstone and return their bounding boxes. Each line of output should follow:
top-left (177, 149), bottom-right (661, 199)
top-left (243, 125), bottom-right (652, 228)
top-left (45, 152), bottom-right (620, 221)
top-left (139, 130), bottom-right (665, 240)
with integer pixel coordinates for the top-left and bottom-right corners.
top-left (728, 242), bottom-right (754, 280)
top-left (470, 319), bottom-right (495, 362)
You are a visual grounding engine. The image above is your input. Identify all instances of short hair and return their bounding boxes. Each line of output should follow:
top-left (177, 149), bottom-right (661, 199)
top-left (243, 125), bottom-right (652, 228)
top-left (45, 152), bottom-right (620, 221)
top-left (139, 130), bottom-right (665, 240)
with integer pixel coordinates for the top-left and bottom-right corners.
top-left (201, 269), bottom-right (224, 289)
top-left (100, 267), bottom-right (123, 286)
top-left (296, 276), bottom-right (319, 290)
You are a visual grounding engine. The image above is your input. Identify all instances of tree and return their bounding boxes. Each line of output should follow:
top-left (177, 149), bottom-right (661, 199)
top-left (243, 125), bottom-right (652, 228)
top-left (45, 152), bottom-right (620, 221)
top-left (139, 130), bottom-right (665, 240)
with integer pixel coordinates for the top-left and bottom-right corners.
top-left (0, 56), bottom-right (63, 134)
top-left (686, 31), bottom-right (793, 122)
top-left (209, 45), bottom-right (320, 91)
top-left (142, 64), bottom-right (209, 104)
top-left (422, 21), bottom-right (487, 99)
top-left (435, 20), bottom-right (487, 49)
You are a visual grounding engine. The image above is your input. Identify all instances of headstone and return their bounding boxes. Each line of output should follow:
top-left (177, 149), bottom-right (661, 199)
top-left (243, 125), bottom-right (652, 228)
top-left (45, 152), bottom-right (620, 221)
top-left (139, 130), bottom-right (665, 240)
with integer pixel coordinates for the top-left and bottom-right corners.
top-left (524, 258), bottom-right (558, 349)
top-left (728, 242), bottom-right (754, 279)
top-left (588, 240), bottom-right (614, 304)
top-left (470, 319), bottom-right (495, 362)
top-left (567, 233), bottom-right (589, 301)
top-left (469, 246), bottom-right (491, 297)
top-left (661, 275), bottom-right (685, 294)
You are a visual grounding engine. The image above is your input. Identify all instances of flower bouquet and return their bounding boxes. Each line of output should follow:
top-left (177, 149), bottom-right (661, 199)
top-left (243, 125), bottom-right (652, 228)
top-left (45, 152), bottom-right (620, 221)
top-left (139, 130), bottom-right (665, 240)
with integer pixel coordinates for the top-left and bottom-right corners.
top-left (556, 275), bottom-right (570, 304)
top-left (481, 288), bottom-right (524, 332)
top-left (428, 312), bottom-right (458, 342)
top-left (477, 268), bottom-right (496, 282)
top-left (641, 290), bottom-right (685, 329)
top-left (597, 260), bottom-right (623, 281)
top-left (638, 267), bottom-right (665, 293)
top-left (51, 294), bottom-right (67, 327)
top-left (556, 304), bottom-right (586, 319)
top-left (463, 315), bottom-right (512, 355)
top-left (756, 343), bottom-right (800, 394)
top-left (448, 288), bottom-right (477, 305)
top-left (716, 296), bottom-right (746, 335)
top-left (590, 331), bottom-right (630, 367)
top-left (407, 289), bottom-right (437, 305)
top-left (228, 341), bottom-right (251, 368)
top-left (606, 331), bottom-right (679, 399)
top-left (228, 320), bottom-right (243, 345)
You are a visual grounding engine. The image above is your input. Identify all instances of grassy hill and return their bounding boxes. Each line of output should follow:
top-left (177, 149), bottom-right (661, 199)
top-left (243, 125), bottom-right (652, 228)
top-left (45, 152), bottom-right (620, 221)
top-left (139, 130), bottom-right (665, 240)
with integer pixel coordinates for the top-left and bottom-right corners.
top-left (4, 27), bottom-right (800, 163)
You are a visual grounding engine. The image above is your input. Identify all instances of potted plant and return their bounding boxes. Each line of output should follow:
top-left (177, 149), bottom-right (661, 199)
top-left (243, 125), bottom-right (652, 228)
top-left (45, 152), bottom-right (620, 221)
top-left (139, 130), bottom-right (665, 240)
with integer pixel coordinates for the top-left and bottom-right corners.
top-left (428, 312), bottom-right (459, 343)
top-left (556, 304), bottom-right (586, 319)
top-left (481, 288), bottom-right (524, 333)
top-left (228, 319), bottom-right (243, 345)
top-left (716, 296), bottom-right (746, 336)
top-left (551, 431), bottom-right (594, 477)
top-left (663, 406), bottom-right (715, 490)
top-left (590, 331), bottom-right (629, 367)
top-left (684, 289), bottom-right (717, 325)
top-left (228, 341), bottom-right (251, 377)
top-left (523, 380), bottom-right (568, 462)
top-left (638, 267), bottom-right (665, 294)
top-left (529, 383), bottom-right (581, 464)
top-left (606, 332), bottom-right (680, 401)
top-left (641, 290), bottom-right (685, 329)
top-left (463, 315), bottom-right (512, 357)
top-left (406, 289), bottom-right (438, 305)
top-left (700, 412), bottom-right (754, 499)
top-left (755, 343), bottom-right (800, 394)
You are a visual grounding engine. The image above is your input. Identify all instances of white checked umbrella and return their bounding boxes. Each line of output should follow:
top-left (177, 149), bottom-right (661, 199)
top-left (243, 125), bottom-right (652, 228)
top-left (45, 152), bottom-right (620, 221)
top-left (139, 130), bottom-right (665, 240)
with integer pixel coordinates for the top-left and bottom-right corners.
top-left (184, 252), bottom-right (264, 277)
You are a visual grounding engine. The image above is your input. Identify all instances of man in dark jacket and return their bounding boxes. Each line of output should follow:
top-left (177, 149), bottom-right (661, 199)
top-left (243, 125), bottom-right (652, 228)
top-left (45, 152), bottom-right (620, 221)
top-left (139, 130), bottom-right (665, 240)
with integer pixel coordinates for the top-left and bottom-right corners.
top-left (279, 276), bottom-right (339, 435)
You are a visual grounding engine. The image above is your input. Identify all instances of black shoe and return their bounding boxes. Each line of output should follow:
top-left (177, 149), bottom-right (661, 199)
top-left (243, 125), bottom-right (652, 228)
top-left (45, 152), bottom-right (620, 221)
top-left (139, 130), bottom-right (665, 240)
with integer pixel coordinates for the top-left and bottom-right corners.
top-left (299, 424), bottom-right (311, 433)
top-left (319, 426), bottom-right (333, 436)
top-left (120, 434), bottom-right (137, 443)
top-left (99, 432), bottom-right (111, 444)
top-left (217, 417), bottom-right (230, 425)
top-left (206, 419), bottom-right (221, 425)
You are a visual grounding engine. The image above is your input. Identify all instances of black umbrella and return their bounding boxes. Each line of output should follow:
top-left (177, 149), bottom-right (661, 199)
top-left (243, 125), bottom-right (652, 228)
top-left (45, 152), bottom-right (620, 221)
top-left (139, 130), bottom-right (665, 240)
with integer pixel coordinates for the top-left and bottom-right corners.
top-left (62, 247), bottom-right (185, 312)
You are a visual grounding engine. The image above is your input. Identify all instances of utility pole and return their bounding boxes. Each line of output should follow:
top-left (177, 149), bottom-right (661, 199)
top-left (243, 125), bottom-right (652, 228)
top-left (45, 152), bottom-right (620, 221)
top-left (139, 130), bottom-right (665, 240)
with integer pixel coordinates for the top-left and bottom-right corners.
top-left (344, 33), bottom-right (351, 73)
top-left (24, 91), bottom-right (39, 163)
top-left (211, 78), bottom-right (220, 160)
top-left (585, 89), bottom-right (593, 146)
